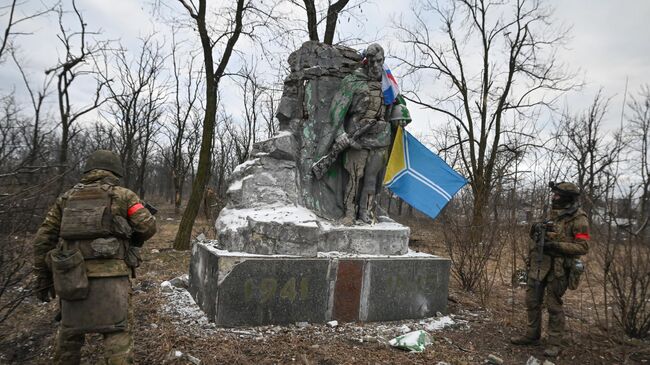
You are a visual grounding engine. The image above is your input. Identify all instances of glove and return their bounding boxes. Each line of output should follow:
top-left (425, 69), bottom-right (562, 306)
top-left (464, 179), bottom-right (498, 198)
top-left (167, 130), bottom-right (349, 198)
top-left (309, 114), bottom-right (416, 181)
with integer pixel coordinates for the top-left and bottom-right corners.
top-left (34, 273), bottom-right (55, 303)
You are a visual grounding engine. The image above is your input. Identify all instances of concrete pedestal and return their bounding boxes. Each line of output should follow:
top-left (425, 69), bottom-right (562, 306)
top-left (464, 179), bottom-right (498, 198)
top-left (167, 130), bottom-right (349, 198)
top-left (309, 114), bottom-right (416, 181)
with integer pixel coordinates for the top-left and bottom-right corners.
top-left (188, 242), bottom-right (451, 327)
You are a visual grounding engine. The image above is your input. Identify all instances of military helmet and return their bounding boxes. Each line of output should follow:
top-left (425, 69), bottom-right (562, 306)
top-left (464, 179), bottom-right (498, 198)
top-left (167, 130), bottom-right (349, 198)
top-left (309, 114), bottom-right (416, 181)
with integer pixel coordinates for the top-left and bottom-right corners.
top-left (389, 103), bottom-right (412, 123)
top-left (549, 181), bottom-right (580, 196)
top-left (83, 150), bottom-right (124, 177)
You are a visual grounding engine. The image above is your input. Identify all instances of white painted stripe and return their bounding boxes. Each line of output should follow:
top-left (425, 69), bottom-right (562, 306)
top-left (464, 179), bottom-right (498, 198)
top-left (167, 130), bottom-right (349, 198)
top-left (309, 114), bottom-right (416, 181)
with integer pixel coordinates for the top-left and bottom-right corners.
top-left (408, 169), bottom-right (452, 201)
top-left (385, 169), bottom-right (408, 188)
top-left (408, 170), bottom-right (451, 201)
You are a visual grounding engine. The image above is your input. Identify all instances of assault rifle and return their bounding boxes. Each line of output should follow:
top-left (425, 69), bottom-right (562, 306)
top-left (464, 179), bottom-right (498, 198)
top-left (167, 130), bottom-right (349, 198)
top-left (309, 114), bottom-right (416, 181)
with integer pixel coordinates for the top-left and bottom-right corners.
top-left (530, 220), bottom-right (554, 294)
top-left (311, 119), bottom-right (377, 180)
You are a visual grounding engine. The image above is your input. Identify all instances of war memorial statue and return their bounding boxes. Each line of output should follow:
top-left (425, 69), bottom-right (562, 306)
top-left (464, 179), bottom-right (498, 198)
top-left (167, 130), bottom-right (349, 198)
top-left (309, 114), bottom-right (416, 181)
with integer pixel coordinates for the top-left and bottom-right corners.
top-left (188, 41), bottom-right (451, 326)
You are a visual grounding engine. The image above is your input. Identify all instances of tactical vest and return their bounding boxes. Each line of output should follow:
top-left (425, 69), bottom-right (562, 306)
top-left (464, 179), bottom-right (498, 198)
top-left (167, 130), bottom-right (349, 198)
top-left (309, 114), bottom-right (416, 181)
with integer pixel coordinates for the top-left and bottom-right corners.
top-left (56, 182), bottom-right (131, 334)
top-left (59, 182), bottom-right (129, 261)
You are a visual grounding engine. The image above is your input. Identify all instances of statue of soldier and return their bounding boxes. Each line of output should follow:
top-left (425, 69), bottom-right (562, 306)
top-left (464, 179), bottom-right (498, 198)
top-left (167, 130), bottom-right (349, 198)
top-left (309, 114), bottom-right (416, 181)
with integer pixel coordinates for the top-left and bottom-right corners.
top-left (510, 182), bottom-right (590, 358)
top-left (328, 43), bottom-right (391, 225)
top-left (33, 150), bottom-right (156, 364)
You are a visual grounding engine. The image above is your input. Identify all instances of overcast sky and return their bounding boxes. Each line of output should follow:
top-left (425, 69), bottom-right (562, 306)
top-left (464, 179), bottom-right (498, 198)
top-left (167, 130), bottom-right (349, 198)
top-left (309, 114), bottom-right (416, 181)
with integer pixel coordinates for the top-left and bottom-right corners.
top-left (1, 0), bottom-right (649, 139)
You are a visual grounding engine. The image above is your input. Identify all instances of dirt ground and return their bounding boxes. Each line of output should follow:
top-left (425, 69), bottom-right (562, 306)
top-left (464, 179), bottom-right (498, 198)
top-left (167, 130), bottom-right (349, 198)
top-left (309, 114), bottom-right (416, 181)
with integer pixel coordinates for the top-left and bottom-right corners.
top-left (1, 207), bottom-right (649, 365)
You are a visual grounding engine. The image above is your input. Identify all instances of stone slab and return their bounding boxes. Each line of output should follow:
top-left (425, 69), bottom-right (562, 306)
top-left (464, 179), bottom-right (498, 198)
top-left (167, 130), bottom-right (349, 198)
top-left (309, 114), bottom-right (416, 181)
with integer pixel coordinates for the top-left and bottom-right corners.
top-left (361, 258), bottom-right (451, 322)
top-left (216, 206), bottom-right (410, 256)
top-left (189, 242), bottom-right (451, 326)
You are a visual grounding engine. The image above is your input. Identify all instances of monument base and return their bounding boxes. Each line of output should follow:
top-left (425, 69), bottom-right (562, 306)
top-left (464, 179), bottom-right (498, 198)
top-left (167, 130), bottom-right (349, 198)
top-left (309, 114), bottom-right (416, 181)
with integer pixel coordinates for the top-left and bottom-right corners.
top-left (188, 242), bottom-right (451, 327)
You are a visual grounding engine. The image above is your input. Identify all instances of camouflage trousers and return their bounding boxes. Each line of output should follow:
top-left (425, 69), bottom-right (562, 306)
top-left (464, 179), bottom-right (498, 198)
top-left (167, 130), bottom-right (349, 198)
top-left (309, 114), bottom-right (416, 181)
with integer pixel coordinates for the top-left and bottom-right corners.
top-left (343, 147), bottom-right (387, 220)
top-left (53, 299), bottom-right (134, 364)
top-left (524, 273), bottom-right (569, 344)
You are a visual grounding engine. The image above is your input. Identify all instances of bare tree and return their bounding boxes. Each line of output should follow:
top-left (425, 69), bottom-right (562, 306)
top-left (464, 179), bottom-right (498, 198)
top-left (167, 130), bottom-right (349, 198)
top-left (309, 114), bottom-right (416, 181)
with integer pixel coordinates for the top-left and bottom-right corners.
top-left (293, 0), bottom-right (366, 44)
top-left (160, 34), bottom-right (203, 214)
top-left (395, 0), bottom-right (575, 290)
top-left (96, 36), bottom-right (167, 194)
top-left (0, 0), bottom-right (56, 62)
top-left (45, 1), bottom-right (108, 191)
top-left (10, 51), bottom-right (54, 166)
top-left (172, 0), bottom-right (246, 250)
top-left (554, 91), bottom-right (625, 220)
top-left (628, 85), bottom-right (650, 232)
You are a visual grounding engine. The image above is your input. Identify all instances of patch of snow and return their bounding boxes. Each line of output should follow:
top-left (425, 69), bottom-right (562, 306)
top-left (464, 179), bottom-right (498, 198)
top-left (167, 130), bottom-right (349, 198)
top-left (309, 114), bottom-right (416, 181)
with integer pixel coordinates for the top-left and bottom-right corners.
top-left (274, 130), bottom-right (293, 138)
top-left (227, 179), bottom-right (243, 193)
top-left (327, 320), bottom-right (338, 327)
top-left (161, 283), bottom-right (216, 335)
top-left (201, 243), bottom-right (300, 258)
top-left (422, 316), bottom-right (455, 331)
top-left (316, 249), bottom-right (439, 259)
top-left (232, 158), bottom-right (259, 175)
top-left (160, 281), bottom-right (173, 293)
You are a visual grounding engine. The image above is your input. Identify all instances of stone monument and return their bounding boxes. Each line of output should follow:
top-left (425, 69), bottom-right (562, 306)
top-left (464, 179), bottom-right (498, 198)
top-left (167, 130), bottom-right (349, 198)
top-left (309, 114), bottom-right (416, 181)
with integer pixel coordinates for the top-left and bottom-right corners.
top-left (188, 41), bottom-right (451, 326)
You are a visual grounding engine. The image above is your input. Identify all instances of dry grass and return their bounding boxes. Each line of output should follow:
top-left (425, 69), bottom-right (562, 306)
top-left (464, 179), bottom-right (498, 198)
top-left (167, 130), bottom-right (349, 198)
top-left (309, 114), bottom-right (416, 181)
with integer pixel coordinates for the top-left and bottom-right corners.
top-left (1, 207), bottom-right (649, 364)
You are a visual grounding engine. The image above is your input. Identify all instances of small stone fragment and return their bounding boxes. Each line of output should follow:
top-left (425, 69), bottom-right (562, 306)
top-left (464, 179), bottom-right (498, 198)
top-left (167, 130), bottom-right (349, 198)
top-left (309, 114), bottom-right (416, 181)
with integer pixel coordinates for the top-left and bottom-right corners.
top-left (486, 354), bottom-right (504, 364)
top-left (326, 320), bottom-right (338, 328)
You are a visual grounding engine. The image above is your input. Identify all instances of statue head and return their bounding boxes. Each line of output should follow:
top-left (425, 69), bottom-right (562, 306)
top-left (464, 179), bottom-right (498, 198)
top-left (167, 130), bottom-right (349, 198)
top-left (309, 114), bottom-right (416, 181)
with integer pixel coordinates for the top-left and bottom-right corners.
top-left (364, 44), bottom-right (385, 81)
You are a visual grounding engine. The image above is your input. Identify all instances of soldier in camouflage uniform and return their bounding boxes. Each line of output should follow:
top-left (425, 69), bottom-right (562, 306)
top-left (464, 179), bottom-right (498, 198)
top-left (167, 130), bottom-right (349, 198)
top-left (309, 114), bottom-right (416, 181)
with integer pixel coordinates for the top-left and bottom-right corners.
top-left (33, 150), bottom-right (156, 364)
top-left (510, 182), bottom-right (590, 357)
top-left (329, 44), bottom-right (391, 224)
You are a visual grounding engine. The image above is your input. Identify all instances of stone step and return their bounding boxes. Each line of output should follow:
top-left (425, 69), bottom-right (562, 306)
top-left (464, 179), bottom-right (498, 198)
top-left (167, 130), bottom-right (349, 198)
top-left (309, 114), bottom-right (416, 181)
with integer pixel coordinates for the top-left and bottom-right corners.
top-left (188, 242), bottom-right (451, 327)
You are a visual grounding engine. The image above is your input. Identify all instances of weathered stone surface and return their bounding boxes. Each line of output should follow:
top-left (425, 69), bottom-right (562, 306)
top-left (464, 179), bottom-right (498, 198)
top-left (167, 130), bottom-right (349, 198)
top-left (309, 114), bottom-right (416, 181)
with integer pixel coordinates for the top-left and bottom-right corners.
top-left (189, 242), bottom-right (451, 326)
top-left (212, 41), bottom-right (411, 255)
top-left (250, 131), bottom-right (298, 161)
top-left (216, 205), bottom-right (409, 256)
top-left (361, 257), bottom-right (451, 322)
top-left (225, 155), bottom-right (299, 209)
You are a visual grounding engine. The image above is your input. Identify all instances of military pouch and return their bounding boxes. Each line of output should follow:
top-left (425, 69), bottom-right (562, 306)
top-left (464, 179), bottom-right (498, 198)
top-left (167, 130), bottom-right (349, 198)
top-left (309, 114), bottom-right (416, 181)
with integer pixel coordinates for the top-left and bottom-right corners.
top-left (112, 215), bottom-right (132, 239)
top-left (50, 249), bottom-right (89, 301)
top-left (90, 237), bottom-right (122, 258)
top-left (61, 276), bottom-right (130, 334)
top-left (568, 259), bottom-right (584, 290)
top-left (60, 206), bottom-right (112, 240)
top-left (124, 246), bottom-right (142, 269)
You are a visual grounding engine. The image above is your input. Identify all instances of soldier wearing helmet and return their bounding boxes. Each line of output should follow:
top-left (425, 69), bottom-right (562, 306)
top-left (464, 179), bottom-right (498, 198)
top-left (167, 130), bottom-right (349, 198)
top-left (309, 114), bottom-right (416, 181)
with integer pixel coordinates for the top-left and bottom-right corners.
top-left (33, 150), bottom-right (156, 364)
top-left (511, 181), bottom-right (590, 358)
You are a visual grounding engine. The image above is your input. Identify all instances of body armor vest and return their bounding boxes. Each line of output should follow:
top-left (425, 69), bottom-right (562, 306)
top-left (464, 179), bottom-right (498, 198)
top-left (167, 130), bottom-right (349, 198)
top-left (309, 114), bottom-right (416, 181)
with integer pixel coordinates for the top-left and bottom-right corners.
top-left (59, 183), bottom-right (126, 261)
top-left (57, 182), bottom-right (131, 334)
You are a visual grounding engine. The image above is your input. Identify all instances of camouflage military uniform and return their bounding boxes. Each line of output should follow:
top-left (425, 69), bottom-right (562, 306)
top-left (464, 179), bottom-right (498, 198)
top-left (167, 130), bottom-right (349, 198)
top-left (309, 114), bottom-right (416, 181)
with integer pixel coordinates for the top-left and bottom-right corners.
top-left (33, 155), bottom-right (156, 365)
top-left (329, 44), bottom-right (391, 224)
top-left (512, 182), bottom-right (589, 357)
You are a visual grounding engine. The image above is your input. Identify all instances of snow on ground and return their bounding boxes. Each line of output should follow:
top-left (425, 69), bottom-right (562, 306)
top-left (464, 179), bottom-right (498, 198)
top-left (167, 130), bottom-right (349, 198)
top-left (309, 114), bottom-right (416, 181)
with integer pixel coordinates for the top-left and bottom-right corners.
top-left (159, 276), bottom-right (469, 341)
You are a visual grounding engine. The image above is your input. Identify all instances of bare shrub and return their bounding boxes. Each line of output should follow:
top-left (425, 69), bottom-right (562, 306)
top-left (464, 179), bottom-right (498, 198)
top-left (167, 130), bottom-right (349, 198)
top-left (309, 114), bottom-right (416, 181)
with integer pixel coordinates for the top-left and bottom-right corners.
top-left (607, 236), bottom-right (650, 339)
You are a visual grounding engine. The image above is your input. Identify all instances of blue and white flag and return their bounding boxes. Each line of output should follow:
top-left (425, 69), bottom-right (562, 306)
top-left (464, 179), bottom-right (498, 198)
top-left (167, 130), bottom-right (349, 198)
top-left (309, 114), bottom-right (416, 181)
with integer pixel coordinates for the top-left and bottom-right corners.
top-left (382, 65), bottom-right (400, 105)
top-left (384, 127), bottom-right (467, 220)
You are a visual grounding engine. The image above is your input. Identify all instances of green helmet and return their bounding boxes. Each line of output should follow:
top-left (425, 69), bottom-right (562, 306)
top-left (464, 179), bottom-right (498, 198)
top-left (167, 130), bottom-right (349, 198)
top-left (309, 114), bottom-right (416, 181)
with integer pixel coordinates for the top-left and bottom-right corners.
top-left (549, 181), bottom-right (580, 196)
top-left (83, 150), bottom-right (124, 177)
top-left (389, 103), bottom-right (412, 123)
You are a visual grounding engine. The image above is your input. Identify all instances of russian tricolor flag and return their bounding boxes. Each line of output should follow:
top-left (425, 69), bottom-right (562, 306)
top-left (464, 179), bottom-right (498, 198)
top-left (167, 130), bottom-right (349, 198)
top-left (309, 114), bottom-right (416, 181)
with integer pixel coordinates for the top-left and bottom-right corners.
top-left (382, 65), bottom-right (400, 105)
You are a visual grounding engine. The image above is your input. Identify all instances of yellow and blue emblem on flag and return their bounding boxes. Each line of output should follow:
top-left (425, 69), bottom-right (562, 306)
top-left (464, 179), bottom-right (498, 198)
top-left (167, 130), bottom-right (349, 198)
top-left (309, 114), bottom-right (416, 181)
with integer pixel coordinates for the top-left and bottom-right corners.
top-left (383, 127), bottom-right (467, 220)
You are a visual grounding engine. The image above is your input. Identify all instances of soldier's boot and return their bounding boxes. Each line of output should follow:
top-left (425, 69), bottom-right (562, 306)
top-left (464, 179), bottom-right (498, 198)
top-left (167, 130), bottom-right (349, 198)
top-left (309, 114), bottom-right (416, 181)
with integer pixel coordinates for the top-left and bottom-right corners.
top-left (103, 329), bottom-right (133, 364)
top-left (509, 334), bottom-right (540, 346)
top-left (510, 308), bottom-right (542, 345)
top-left (53, 329), bottom-right (84, 365)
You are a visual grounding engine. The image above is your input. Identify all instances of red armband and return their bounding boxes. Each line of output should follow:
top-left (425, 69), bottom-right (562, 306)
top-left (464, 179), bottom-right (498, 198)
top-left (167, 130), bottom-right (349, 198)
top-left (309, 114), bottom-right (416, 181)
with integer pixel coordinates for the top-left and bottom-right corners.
top-left (575, 232), bottom-right (590, 240)
top-left (127, 203), bottom-right (145, 217)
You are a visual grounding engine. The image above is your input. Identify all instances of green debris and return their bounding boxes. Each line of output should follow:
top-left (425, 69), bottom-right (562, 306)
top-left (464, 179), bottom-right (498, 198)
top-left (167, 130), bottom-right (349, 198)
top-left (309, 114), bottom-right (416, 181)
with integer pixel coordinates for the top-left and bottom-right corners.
top-left (388, 330), bottom-right (432, 353)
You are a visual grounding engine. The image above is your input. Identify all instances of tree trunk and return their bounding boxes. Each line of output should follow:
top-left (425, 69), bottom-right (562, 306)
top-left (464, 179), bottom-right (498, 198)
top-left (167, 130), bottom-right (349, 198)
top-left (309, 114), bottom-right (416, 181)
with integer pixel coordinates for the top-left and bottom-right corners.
top-left (173, 0), bottom-right (244, 250)
top-left (323, 0), bottom-right (349, 45)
